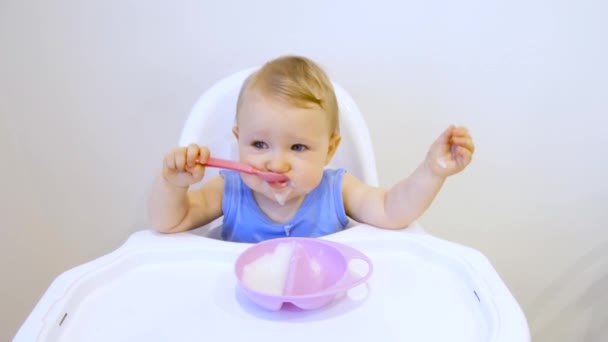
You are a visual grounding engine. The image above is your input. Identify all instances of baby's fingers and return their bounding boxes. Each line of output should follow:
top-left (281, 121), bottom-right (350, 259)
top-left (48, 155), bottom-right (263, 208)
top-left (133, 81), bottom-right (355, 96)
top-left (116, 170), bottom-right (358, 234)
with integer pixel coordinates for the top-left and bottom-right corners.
top-left (186, 144), bottom-right (201, 168)
top-left (451, 136), bottom-right (475, 154)
top-left (434, 125), bottom-right (454, 145)
top-left (452, 126), bottom-right (470, 137)
top-left (164, 152), bottom-right (176, 171)
top-left (198, 146), bottom-right (210, 164)
top-left (165, 148), bottom-right (184, 171)
top-left (174, 147), bottom-right (188, 171)
top-left (455, 145), bottom-right (473, 167)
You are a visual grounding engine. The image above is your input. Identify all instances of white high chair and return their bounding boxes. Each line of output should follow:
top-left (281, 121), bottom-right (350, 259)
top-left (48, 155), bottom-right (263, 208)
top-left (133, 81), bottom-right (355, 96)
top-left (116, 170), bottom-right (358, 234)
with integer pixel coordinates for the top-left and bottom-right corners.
top-left (15, 68), bottom-right (530, 342)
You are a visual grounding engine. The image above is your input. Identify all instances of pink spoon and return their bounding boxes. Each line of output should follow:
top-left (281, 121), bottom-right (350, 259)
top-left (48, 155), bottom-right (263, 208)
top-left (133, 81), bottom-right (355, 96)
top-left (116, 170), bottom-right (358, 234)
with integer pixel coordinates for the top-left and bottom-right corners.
top-left (198, 157), bottom-right (288, 183)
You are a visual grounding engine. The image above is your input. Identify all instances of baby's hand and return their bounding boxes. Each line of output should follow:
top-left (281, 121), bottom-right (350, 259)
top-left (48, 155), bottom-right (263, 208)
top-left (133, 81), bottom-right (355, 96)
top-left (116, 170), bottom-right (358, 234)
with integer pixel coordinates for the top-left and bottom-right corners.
top-left (426, 125), bottom-right (475, 178)
top-left (162, 144), bottom-right (209, 188)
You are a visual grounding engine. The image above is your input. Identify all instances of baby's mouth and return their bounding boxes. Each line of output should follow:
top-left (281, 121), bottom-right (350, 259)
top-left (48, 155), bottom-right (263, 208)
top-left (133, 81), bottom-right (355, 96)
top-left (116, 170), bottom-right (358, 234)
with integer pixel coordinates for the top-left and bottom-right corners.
top-left (268, 179), bottom-right (289, 189)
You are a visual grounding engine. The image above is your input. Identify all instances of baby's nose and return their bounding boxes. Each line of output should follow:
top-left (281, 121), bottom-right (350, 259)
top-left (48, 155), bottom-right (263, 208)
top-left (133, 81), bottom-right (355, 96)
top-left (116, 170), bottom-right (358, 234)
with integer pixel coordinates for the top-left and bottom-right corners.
top-left (266, 157), bottom-right (290, 174)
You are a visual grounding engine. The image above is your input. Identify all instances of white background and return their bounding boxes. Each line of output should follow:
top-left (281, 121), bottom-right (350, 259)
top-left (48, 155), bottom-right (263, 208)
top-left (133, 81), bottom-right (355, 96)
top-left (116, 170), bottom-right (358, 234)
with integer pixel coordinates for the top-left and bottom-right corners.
top-left (1, 1), bottom-right (606, 341)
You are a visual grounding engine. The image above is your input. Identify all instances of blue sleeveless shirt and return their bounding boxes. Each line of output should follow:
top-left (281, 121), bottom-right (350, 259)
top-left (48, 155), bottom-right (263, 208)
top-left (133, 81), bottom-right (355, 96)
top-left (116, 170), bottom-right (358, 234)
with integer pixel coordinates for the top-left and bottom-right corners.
top-left (220, 169), bottom-right (349, 243)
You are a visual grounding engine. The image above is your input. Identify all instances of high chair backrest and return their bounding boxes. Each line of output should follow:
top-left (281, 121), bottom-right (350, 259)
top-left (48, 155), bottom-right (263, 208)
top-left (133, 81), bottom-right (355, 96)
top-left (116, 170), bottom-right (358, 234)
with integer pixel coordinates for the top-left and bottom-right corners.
top-left (179, 67), bottom-right (379, 189)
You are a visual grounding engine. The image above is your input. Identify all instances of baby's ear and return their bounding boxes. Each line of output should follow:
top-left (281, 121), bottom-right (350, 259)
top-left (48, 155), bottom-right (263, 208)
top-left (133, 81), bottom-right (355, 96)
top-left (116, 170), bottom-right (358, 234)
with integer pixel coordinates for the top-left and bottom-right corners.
top-left (232, 127), bottom-right (239, 140)
top-left (325, 132), bottom-right (341, 164)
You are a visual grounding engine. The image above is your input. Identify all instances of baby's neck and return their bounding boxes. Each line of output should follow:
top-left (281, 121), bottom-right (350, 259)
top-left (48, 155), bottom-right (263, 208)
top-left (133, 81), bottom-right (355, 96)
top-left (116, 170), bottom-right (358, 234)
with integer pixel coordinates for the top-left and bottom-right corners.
top-left (253, 192), bottom-right (306, 224)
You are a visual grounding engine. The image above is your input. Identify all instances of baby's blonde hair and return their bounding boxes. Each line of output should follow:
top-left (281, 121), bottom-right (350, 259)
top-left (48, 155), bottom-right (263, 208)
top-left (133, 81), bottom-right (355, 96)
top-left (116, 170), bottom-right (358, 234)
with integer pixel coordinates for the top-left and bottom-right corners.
top-left (236, 55), bottom-right (339, 134)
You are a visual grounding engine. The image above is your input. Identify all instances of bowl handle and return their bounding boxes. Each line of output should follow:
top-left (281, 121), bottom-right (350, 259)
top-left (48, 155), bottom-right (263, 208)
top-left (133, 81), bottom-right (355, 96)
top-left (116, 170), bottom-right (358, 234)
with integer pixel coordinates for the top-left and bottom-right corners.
top-left (322, 240), bottom-right (374, 292)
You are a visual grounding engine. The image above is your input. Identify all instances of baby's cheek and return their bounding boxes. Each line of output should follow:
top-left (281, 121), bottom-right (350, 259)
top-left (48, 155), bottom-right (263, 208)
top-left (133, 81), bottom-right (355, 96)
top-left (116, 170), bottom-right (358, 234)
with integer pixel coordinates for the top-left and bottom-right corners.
top-left (240, 174), bottom-right (262, 190)
top-left (298, 170), bottom-right (324, 192)
top-left (239, 156), bottom-right (264, 170)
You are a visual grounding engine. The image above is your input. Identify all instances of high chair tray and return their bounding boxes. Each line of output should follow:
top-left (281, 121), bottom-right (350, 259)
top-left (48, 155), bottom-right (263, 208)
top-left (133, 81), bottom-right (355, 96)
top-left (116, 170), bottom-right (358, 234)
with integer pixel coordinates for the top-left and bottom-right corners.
top-left (16, 224), bottom-right (529, 342)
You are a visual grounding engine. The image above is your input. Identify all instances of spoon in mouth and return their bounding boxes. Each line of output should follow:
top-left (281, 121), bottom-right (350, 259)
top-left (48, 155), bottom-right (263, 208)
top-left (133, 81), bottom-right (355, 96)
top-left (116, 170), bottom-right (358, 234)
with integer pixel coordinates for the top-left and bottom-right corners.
top-left (198, 157), bottom-right (288, 183)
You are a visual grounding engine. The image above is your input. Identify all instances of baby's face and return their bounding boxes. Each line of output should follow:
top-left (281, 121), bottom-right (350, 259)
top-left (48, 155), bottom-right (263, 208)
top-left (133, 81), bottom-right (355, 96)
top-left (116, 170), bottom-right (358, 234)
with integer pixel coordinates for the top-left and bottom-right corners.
top-left (234, 91), bottom-right (339, 205)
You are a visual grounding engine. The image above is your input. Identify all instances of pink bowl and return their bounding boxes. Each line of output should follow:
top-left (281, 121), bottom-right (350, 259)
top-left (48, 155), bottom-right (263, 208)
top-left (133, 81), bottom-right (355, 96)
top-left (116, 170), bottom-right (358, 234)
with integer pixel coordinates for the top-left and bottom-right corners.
top-left (234, 237), bottom-right (373, 311)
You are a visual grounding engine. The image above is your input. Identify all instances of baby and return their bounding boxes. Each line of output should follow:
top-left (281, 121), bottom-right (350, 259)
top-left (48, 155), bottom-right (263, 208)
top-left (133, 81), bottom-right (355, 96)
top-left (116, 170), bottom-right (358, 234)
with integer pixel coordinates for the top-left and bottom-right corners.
top-left (148, 55), bottom-right (475, 242)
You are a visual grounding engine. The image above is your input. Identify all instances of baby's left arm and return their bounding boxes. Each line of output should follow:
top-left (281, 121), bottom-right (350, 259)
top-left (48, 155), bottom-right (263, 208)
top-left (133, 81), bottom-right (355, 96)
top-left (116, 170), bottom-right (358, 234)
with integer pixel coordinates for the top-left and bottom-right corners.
top-left (343, 125), bottom-right (474, 229)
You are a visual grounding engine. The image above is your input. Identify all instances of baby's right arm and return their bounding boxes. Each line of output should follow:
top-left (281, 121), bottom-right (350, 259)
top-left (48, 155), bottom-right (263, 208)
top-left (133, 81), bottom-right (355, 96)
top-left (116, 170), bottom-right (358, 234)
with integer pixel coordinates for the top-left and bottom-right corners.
top-left (147, 144), bottom-right (224, 233)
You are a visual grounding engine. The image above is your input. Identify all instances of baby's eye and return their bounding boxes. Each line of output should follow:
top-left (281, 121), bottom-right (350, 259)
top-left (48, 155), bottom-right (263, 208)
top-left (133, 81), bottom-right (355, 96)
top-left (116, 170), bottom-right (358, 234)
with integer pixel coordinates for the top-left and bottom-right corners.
top-left (252, 141), bottom-right (268, 149)
top-left (291, 144), bottom-right (308, 152)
